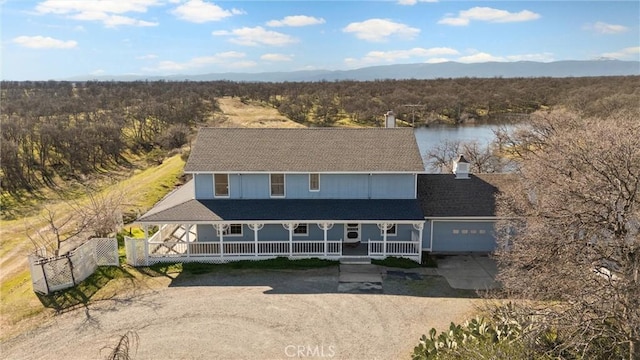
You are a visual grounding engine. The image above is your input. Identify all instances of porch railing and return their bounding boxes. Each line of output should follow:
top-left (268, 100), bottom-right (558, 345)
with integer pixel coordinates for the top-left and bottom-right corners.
top-left (146, 239), bottom-right (342, 261)
top-left (368, 240), bottom-right (421, 257)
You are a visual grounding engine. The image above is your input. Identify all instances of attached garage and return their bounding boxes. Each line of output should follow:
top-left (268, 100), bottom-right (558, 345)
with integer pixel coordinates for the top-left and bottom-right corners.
top-left (417, 171), bottom-right (515, 253)
top-left (429, 219), bottom-right (496, 253)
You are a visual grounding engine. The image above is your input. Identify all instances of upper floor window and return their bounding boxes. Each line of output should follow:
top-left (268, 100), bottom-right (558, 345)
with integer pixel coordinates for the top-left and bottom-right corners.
top-left (214, 174), bottom-right (229, 197)
top-left (270, 173), bottom-right (285, 197)
top-left (309, 173), bottom-right (320, 192)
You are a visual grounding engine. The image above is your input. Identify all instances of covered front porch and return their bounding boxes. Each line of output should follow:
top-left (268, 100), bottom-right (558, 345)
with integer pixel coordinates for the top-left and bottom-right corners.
top-left (127, 185), bottom-right (425, 266)
top-left (125, 221), bottom-right (424, 266)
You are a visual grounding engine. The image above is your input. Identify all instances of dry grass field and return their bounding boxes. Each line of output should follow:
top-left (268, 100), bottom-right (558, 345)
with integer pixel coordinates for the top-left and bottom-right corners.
top-left (213, 97), bottom-right (306, 128)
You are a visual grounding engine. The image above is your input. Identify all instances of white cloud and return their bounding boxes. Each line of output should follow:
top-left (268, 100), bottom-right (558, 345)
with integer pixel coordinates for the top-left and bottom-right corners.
top-left (136, 54), bottom-right (158, 60)
top-left (35, 0), bottom-right (160, 27)
top-left (505, 53), bottom-right (555, 62)
top-left (345, 47), bottom-right (459, 67)
top-left (147, 51), bottom-right (248, 72)
top-left (439, 7), bottom-right (540, 26)
top-left (457, 52), bottom-right (504, 63)
top-left (171, 0), bottom-right (242, 23)
top-left (13, 35), bottom-right (77, 49)
top-left (397, 0), bottom-right (438, 5)
top-left (343, 19), bottom-right (419, 42)
top-left (90, 69), bottom-right (105, 75)
top-left (601, 46), bottom-right (640, 60)
top-left (589, 21), bottom-right (629, 34)
top-left (425, 58), bottom-right (450, 63)
top-left (456, 51), bottom-right (554, 63)
top-left (261, 53), bottom-right (293, 61)
top-left (35, 0), bottom-right (160, 14)
top-left (266, 15), bottom-right (325, 27)
top-left (213, 26), bottom-right (297, 46)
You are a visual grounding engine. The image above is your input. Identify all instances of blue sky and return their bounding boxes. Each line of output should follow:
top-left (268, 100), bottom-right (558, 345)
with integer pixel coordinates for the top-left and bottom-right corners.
top-left (1, 0), bottom-right (638, 80)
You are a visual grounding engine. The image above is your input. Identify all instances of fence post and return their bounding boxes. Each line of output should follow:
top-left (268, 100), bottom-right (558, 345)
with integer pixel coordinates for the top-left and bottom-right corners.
top-left (41, 262), bottom-right (50, 295)
top-left (68, 255), bottom-right (76, 286)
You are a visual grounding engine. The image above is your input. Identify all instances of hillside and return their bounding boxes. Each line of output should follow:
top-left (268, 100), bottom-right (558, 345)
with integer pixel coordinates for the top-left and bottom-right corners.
top-left (67, 60), bottom-right (640, 82)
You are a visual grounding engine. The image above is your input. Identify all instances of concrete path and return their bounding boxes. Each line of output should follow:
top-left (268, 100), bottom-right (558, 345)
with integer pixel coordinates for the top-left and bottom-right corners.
top-left (338, 264), bottom-right (383, 293)
top-left (436, 255), bottom-right (499, 290)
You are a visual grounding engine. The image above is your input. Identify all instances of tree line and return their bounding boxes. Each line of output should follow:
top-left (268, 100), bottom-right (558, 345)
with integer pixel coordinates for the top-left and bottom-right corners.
top-left (1, 76), bottom-right (638, 193)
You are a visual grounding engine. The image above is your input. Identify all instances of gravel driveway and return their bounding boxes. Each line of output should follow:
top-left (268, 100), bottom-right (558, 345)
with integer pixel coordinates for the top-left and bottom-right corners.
top-left (1, 267), bottom-right (480, 360)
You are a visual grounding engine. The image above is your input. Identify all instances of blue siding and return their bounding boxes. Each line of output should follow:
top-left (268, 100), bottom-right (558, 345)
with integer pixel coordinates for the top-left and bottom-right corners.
top-left (192, 173), bottom-right (417, 199)
top-left (229, 174), bottom-right (241, 198)
top-left (313, 174), bottom-right (369, 199)
top-left (370, 174), bottom-right (415, 199)
top-left (422, 221), bottom-right (432, 249)
top-left (431, 221), bottom-right (496, 252)
top-left (194, 174), bottom-right (214, 199)
top-left (240, 174), bottom-right (270, 199)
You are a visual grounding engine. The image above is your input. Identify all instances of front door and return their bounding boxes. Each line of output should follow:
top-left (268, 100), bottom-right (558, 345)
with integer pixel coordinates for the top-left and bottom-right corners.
top-left (344, 223), bottom-right (361, 243)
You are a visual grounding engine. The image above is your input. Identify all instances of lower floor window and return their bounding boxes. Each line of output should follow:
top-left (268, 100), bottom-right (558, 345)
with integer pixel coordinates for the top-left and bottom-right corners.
top-left (293, 223), bottom-right (308, 235)
top-left (222, 224), bottom-right (243, 236)
top-left (381, 224), bottom-right (397, 236)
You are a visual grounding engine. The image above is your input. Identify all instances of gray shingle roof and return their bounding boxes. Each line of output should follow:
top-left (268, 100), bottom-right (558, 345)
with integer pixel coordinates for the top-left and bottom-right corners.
top-left (418, 173), bottom-right (516, 217)
top-left (138, 198), bottom-right (425, 223)
top-left (184, 128), bottom-right (425, 173)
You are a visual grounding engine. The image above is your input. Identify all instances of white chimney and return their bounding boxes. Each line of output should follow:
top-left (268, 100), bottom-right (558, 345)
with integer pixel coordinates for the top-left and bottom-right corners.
top-left (452, 154), bottom-right (470, 179)
top-left (384, 110), bottom-right (396, 128)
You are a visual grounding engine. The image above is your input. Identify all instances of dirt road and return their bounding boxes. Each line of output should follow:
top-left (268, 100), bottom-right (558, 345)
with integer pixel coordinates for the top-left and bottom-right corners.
top-left (1, 267), bottom-right (479, 360)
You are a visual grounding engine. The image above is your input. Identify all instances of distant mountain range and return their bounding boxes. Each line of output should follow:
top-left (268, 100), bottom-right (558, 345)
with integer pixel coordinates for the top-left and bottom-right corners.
top-left (68, 60), bottom-right (639, 82)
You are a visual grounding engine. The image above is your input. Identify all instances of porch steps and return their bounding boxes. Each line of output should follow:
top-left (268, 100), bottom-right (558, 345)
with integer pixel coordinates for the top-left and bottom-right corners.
top-left (339, 257), bottom-right (371, 265)
top-left (338, 263), bottom-right (383, 294)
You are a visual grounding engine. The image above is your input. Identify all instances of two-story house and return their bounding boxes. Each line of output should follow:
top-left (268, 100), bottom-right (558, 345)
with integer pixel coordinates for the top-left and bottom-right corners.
top-left (130, 126), bottom-right (427, 265)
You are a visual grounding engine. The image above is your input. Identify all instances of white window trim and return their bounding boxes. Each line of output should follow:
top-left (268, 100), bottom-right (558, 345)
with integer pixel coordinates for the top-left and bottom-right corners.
top-left (293, 223), bottom-right (309, 236)
top-left (223, 224), bottom-right (243, 237)
top-left (270, 173), bottom-right (286, 198)
top-left (380, 223), bottom-right (397, 236)
top-left (214, 173), bottom-right (230, 198)
top-left (309, 173), bottom-right (320, 192)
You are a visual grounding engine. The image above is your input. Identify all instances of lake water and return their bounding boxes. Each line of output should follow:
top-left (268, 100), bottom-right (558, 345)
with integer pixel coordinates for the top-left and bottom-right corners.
top-left (413, 124), bottom-right (504, 157)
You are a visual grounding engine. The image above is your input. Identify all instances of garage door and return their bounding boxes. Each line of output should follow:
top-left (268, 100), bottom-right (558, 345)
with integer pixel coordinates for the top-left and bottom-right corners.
top-left (431, 221), bottom-right (496, 253)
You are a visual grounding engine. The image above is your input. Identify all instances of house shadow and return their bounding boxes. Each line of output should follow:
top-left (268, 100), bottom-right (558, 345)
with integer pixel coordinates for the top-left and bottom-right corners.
top-left (147, 262), bottom-right (481, 299)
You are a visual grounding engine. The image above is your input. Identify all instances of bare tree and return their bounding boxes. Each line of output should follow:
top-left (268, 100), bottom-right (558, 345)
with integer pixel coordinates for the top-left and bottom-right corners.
top-left (425, 139), bottom-right (508, 173)
top-left (425, 139), bottom-right (461, 173)
top-left (493, 109), bottom-right (640, 359)
top-left (25, 187), bottom-right (124, 256)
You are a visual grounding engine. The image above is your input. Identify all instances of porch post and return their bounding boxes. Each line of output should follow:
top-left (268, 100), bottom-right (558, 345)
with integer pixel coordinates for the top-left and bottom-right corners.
top-left (282, 223), bottom-right (297, 256)
top-left (323, 225), bottom-right (328, 256)
top-left (143, 224), bottom-right (149, 266)
top-left (383, 223), bottom-right (388, 257)
top-left (414, 222), bottom-right (425, 263)
top-left (254, 225), bottom-right (259, 256)
top-left (248, 223), bottom-right (263, 257)
top-left (219, 224), bottom-right (224, 257)
top-left (317, 223), bottom-right (334, 257)
top-left (185, 224), bottom-right (191, 258)
top-left (288, 224), bottom-right (294, 256)
top-left (418, 223), bottom-right (423, 263)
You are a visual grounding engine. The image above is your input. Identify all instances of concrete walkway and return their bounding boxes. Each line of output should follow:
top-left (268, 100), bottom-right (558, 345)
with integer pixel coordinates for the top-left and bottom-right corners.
top-left (338, 264), bottom-right (383, 293)
top-left (436, 255), bottom-right (499, 290)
